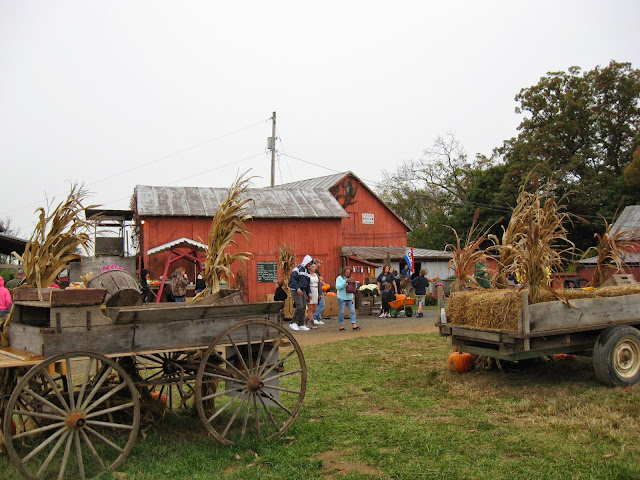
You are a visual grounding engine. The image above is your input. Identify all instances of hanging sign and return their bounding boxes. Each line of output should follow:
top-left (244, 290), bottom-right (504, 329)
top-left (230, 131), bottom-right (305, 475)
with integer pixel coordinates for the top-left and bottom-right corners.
top-left (362, 213), bottom-right (374, 224)
top-left (257, 261), bottom-right (278, 283)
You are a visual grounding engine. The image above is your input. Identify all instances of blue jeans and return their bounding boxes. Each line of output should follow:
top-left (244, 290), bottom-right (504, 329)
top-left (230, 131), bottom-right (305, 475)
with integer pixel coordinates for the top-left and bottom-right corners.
top-left (313, 295), bottom-right (325, 320)
top-left (338, 298), bottom-right (356, 325)
top-left (174, 296), bottom-right (186, 302)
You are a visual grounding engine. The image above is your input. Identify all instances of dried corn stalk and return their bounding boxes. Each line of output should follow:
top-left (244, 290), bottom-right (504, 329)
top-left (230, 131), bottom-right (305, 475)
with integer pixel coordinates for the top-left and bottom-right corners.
top-left (585, 204), bottom-right (640, 288)
top-left (195, 173), bottom-right (253, 299)
top-left (446, 210), bottom-right (494, 292)
top-left (277, 243), bottom-right (296, 293)
top-left (507, 184), bottom-right (573, 303)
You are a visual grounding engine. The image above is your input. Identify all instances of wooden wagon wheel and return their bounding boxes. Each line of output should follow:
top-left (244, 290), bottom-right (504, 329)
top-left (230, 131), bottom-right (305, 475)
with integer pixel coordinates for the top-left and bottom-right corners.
top-left (195, 319), bottom-right (307, 445)
top-left (3, 352), bottom-right (140, 480)
top-left (130, 350), bottom-right (203, 410)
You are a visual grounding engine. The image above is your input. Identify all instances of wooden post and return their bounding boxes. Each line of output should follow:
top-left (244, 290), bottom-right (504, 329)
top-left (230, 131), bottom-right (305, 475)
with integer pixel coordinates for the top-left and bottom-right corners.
top-left (519, 290), bottom-right (531, 350)
top-left (437, 285), bottom-right (444, 321)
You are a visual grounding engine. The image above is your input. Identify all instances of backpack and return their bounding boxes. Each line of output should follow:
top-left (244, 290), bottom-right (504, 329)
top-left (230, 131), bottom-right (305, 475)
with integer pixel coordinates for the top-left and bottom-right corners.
top-left (346, 278), bottom-right (357, 294)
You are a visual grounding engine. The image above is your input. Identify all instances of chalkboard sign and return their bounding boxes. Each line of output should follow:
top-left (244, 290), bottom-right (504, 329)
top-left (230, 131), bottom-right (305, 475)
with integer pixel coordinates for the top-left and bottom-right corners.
top-left (257, 261), bottom-right (278, 283)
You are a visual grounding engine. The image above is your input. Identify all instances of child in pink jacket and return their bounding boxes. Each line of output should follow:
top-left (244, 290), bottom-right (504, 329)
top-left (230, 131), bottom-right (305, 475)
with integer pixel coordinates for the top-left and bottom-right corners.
top-left (0, 277), bottom-right (13, 316)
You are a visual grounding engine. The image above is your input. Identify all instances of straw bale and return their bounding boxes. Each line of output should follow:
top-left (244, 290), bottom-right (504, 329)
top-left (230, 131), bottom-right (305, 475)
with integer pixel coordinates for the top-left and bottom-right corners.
top-left (447, 284), bottom-right (640, 331)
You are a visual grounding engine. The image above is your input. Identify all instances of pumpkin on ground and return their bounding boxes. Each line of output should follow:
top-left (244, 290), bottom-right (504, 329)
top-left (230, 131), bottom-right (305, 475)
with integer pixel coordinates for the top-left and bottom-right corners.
top-left (448, 351), bottom-right (475, 373)
top-left (150, 390), bottom-right (168, 410)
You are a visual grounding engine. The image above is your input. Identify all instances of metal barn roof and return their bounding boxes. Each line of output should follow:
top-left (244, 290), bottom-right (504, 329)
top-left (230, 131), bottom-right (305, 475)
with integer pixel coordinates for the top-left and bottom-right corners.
top-left (0, 232), bottom-right (28, 256)
top-left (272, 172), bottom-right (349, 190)
top-left (341, 246), bottom-right (452, 261)
top-left (136, 186), bottom-right (349, 219)
top-left (611, 205), bottom-right (640, 237)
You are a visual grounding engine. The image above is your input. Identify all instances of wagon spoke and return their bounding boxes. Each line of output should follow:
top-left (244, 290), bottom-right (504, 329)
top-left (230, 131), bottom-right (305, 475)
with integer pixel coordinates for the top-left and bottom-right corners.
top-left (253, 393), bottom-right (261, 441)
top-left (228, 335), bottom-right (251, 377)
top-left (66, 358), bottom-right (76, 410)
top-left (42, 369), bottom-right (71, 412)
top-left (207, 392), bottom-right (245, 424)
top-left (76, 358), bottom-right (95, 407)
top-left (261, 384), bottom-right (302, 395)
top-left (22, 387), bottom-right (67, 416)
top-left (79, 365), bottom-right (114, 410)
top-left (202, 385), bottom-right (245, 402)
top-left (202, 371), bottom-right (248, 384)
top-left (258, 335), bottom-right (284, 377)
top-left (255, 325), bottom-right (268, 374)
top-left (57, 428), bottom-right (74, 480)
top-left (13, 421), bottom-right (67, 440)
top-left (240, 394), bottom-right (251, 440)
top-left (246, 325), bottom-right (254, 372)
top-left (86, 419), bottom-right (135, 430)
top-left (263, 368), bottom-right (303, 383)
top-left (85, 401), bottom-right (135, 419)
top-left (260, 389), bottom-right (293, 416)
top-left (21, 426), bottom-right (67, 463)
top-left (12, 408), bottom-right (66, 422)
top-left (85, 426), bottom-right (125, 453)
top-left (80, 429), bottom-right (106, 470)
top-left (262, 348), bottom-right (296, 378)
top-left (211, 351), bottom-right (248, 380)
top-left (221, 391), bottom-right (247, 438)
top-left (84, 381), bottom-right (127, 415)
top-left (35, 430), bottom-right (70, 477)
top-left (257, 392), bottom-right (281, 432)
top-left (74, 431), bottom-right (85, 480)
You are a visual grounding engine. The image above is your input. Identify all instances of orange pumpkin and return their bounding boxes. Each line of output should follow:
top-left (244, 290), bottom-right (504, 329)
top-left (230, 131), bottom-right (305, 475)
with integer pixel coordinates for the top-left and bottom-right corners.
top-left (322, 284), bottom-right (331, 292)
top-left (150, 390), bottom-right (168, 410)
top-left (325, 292), bottom-right (337, 296)
top-left (448, 351), bottom-right (475, 373)
top-left (153, 280), bottom-right (160, 285)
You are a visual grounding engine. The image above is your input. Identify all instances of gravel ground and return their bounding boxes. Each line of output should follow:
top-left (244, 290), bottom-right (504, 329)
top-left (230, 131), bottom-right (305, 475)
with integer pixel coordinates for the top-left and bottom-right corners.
top-left (285, 310), bottom-right (440, 346)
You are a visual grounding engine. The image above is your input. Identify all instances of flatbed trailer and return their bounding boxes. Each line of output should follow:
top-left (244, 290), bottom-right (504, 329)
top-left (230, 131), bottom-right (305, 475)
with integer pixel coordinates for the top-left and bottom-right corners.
top-left (1, 287), bottom-right (306, 480)
top-left (437, 287), bottom-right (640, 386)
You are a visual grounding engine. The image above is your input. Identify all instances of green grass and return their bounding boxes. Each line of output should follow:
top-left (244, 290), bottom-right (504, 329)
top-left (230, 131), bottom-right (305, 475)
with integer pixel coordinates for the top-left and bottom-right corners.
top-left (2, 333), bottom-right (639, 479)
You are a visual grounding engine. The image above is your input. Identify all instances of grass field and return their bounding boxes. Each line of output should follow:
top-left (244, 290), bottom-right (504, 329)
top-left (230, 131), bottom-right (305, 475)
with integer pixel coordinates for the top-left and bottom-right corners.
top-left (2, 332), bottom-right (639, 479)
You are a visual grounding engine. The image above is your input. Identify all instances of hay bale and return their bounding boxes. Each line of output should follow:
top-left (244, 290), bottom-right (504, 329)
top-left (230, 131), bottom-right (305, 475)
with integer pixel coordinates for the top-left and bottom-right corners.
top-left (447, 284), bottom-right (640, 331)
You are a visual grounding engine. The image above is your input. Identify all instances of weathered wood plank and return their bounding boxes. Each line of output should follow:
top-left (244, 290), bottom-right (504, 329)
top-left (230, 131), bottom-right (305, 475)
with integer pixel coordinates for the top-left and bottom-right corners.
top-left (8, 323), bottom-right (45, 355)
top-left (528, 293), bottom-right (640, 332)
top-left (50, 289), bottom-right (107, 306)
top-left (108, 302), bottom-right (283, 325)
top-left (39, 317), bottom-right (282, 357)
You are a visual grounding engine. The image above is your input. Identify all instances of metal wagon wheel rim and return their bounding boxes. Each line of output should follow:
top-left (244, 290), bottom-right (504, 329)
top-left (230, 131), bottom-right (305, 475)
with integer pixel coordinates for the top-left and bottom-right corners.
top-left (3, 351), bottom-right (140, 480)
top-left (613, 339), bottom-right (640, 379)
top-left (195, 319), bottom-right (307, 445)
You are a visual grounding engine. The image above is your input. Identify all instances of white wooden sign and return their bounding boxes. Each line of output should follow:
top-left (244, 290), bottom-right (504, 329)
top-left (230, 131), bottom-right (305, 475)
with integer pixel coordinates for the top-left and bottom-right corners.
top-left (362, 213), bottom-right (374, 224)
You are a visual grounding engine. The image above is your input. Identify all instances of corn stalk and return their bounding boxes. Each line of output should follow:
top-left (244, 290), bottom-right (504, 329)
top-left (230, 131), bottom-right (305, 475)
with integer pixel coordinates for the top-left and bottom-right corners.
top-left (446, 210), bottom-right (494, 292)
top-left (194, 173), bottom-right (253, 300)
top-left (584, 206), bottom-right (640, 288)
top-left (277, 243), bottom-right (296, 293)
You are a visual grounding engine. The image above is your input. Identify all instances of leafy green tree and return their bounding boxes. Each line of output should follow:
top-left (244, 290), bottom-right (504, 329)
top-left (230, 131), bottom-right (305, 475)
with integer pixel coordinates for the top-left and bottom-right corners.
top-left (498, 61), bottom-right (640, 251)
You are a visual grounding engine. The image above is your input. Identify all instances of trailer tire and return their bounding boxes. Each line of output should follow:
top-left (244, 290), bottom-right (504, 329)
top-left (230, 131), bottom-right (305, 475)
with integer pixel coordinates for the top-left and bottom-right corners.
top-left (593, 325), bottom-right (640, 386)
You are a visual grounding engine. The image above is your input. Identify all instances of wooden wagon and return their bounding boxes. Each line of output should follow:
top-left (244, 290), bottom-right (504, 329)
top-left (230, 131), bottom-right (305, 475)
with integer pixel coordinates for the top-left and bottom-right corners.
top-left (437, 287), bottom-right (640, 386)
top-left (1, 287), bottom-right (306, 480)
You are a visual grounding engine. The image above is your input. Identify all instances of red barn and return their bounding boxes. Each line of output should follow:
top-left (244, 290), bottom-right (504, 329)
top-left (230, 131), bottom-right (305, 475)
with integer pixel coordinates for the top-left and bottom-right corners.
top-left (135, 172), bottom-right (411, 301)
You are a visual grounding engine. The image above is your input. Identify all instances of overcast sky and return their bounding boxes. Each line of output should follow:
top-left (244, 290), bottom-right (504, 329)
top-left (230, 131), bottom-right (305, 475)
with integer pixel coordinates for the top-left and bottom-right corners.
top-left (1, 0), bottom-right (639, 236)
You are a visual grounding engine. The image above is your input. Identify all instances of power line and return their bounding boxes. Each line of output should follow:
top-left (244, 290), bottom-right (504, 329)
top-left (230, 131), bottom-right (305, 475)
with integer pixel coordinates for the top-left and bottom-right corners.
top-left (2, 118), bottom-right (269, 219)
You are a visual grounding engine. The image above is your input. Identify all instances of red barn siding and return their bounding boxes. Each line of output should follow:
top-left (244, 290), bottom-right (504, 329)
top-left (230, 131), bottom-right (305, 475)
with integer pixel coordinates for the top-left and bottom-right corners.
top-left (141, 217), bottom-right (344, 302)
top-left (335, 176), bottom-right (408, 247)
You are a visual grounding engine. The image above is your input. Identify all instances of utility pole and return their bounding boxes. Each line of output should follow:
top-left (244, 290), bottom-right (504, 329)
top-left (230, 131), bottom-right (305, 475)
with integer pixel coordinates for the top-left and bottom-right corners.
top-left (270, 111), bottom-right (276, 187)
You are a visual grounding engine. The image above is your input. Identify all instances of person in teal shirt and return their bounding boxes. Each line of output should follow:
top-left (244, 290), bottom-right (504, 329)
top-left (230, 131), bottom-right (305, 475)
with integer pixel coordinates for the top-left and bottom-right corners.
top-left (335, 266), bottom-right (360, 331)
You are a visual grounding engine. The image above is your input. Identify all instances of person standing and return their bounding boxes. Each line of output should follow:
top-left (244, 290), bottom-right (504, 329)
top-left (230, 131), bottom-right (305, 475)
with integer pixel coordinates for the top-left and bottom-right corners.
top-left (306, 264), bottom-right (321, 329)
top-left (139, 268), bottom-right (153, 304)
top-left (195, 263), bottom-right (206, 294)
top-left (335, 266), bottom-right (360, 331)
top-left (288, 255), bottom-right (313, 331)
top-left (312, 258), bottom-right (326, 325)
top-left (274, 279), bottom-right (288, 302)
top-left (411, 269), bottom-right (430, 317)
top-left (171, 267), bottom-right (189, 303)
top-left (0, 277), bottom-right (13, 317)
top-left (381, 283), bottom-right (395, 318)
top-left (377, 265), bottom-right (397, 299)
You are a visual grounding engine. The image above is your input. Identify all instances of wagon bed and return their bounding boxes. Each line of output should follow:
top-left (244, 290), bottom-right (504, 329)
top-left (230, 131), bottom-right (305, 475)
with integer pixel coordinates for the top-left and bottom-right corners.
top-left (437, 288), bottom-right (640, 385)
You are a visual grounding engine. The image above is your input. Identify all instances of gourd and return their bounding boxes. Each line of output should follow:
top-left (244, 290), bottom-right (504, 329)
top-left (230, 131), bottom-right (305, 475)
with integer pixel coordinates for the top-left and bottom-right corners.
top-left (448, 351), bottom-right (475, 373)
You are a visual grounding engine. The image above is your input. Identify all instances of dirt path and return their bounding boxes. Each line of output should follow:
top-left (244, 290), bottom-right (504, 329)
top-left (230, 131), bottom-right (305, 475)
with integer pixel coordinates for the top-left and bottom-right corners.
top-left (287, 311), bottom-right (440, 346)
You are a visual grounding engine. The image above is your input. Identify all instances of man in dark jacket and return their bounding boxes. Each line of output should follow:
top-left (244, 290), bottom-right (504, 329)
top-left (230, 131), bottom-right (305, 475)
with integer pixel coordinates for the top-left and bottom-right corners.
top-left (411, 269), bottom-right (430, 317)
top-left (288, 255), bottom-right (313, 331)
